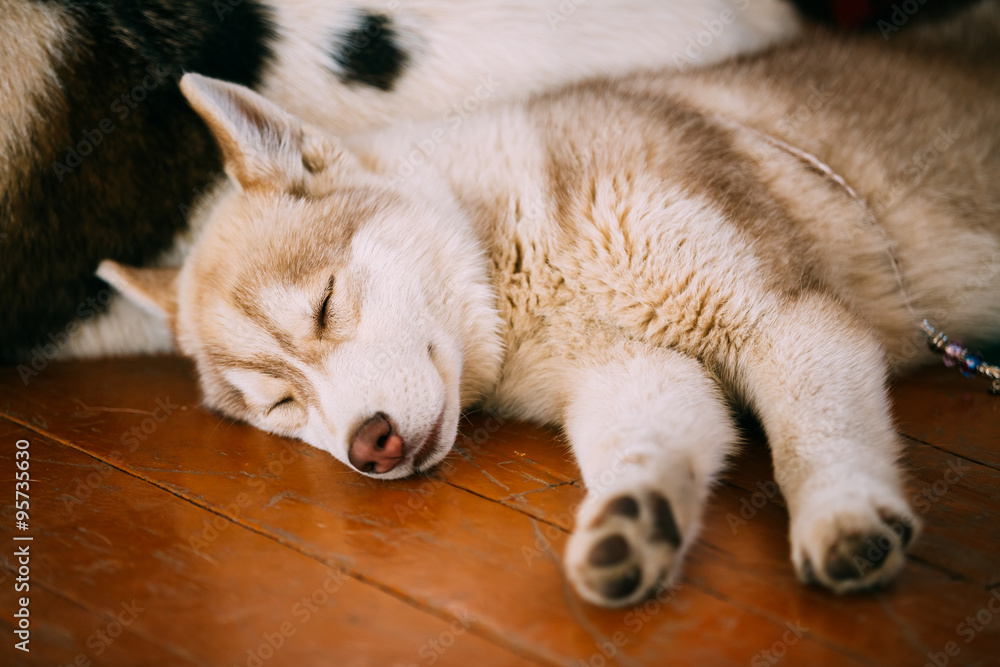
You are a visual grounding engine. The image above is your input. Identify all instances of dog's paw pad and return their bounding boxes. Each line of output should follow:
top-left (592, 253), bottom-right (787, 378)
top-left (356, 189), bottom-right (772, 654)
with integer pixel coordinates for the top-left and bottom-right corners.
top-left (793, 494), bottom-right (918, 593)
top-left (879, 511), bottom-right (915, 548)
top-left (588, 534), bottom-right (631, 566)
top-left (567, 490), bottom-right (685, 607)
top-left (800, 556), bottom-right (819, 585)
top-left (650, 491), bottom-right (681, 547)
top-left (593, 565), bottom-right (643, 600)
top-left (591, 495), bottom-right (640, 525)
top-left (823, 531), bottom-right (890, 582)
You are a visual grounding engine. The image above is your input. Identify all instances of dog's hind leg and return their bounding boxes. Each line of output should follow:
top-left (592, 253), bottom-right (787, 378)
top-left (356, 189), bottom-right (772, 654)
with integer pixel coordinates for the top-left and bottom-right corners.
top-left (562, 343), bottom-right (738, 607)
top-left (739, 292), bottom-right (918, 594)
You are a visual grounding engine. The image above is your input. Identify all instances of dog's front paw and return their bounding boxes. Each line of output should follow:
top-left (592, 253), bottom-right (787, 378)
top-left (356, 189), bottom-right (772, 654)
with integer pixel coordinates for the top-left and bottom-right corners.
top-left (566, 488), bottom-right (686, 607)
top-left (791, 482), bottom-right (918, 593)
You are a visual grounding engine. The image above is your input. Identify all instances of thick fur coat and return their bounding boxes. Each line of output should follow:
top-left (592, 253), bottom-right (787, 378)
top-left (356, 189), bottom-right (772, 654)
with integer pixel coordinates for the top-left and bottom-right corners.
top-left (1, 0), bottom-right (801, 361)
top-left (102, 1), bottom-right (1000, 607)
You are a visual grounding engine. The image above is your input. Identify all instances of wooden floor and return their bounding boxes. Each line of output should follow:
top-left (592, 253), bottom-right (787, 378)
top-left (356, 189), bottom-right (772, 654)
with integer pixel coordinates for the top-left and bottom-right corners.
top-left (0, 356), bottom-right (997, 666)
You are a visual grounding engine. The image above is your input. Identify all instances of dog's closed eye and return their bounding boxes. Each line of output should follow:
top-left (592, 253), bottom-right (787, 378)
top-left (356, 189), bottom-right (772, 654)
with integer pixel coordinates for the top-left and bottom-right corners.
top-left (316, 276), bottom-right (335, 336)
top-left (266, 396), bottom-right (296, 415)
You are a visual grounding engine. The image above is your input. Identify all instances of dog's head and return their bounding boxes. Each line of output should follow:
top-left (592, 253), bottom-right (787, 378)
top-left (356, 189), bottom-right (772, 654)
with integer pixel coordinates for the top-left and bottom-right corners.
top-left (101, 74), bottom-right (503, 479)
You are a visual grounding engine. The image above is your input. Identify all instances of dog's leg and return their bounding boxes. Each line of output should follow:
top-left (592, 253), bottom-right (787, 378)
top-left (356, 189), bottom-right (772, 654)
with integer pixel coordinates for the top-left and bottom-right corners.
top-left (741, 293), bottom-right (918, 593)
top-left (562, 344), bottom-right (738, 607)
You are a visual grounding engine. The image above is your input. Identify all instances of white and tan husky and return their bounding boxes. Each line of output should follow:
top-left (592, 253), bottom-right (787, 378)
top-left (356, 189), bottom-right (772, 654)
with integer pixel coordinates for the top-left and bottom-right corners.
top-left (20, 0), bottom-right (801, 362)
top-left (101, 3), bottom-right (1000, 607)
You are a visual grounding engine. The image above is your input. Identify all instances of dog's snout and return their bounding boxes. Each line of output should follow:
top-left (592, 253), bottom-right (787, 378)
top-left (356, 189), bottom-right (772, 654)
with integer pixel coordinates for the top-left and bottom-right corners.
top-left (349, 413), bottom-right (405, 474)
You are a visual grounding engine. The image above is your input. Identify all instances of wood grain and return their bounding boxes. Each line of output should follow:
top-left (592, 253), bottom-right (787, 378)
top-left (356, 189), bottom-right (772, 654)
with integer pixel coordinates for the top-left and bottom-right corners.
top-left (0, 356), bottom-right (998, 666)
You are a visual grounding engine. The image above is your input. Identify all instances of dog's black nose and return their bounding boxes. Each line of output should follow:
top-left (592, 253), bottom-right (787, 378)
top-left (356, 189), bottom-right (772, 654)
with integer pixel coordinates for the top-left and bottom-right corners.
top-left (349, 413), bottom-right (405, 474)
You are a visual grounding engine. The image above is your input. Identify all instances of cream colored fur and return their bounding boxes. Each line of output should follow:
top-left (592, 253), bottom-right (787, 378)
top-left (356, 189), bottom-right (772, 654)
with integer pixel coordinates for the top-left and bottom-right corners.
top-left (58, 0), bottom-right (801, 359)
top-left (102, 4), bottom-right (1000, 608)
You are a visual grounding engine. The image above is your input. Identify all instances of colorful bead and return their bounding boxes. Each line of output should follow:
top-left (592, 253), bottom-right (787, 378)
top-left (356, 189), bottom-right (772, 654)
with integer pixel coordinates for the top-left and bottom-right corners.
top-left (942, 342), bottom-right (964, 368)
top-left (921, 319), bottom-right (999, 396)
top-left (961, 353), bottom-right (982, 378)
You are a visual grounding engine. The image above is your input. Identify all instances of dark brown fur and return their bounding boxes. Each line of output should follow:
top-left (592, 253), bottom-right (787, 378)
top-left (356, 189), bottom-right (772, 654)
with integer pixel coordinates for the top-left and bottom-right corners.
top-left (0, 0), bottom-right (274, 361)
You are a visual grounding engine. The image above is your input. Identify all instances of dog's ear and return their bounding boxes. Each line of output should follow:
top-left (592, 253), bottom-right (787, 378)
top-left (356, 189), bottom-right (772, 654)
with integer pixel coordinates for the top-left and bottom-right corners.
top-left (97, 260), bottom-right (179, 322)
top-left (179, 73), bottom-right (307, 192)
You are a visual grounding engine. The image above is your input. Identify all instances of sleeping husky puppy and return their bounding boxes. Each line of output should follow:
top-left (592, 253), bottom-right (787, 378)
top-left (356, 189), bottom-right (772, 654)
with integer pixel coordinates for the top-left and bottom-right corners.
top-left (100, 3), bottom-right (1000, 607)
top-left (1, 0), bottom-right (801, 362)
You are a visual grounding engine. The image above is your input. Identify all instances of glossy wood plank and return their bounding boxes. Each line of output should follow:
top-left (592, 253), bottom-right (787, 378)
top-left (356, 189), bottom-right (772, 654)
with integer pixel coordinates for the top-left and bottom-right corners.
top-left (0, 358), bottom-right (860, 665)
top-left (447, 418), bottom-right (1000, 666)
top-left (0, 427), bottom-right (536, 667)
top-left (0, 580), bottom-right (202, 667)
top-left (891, 365), bottom-right (1000, 469)
top-left (1, 356), bottom-right (998, 665)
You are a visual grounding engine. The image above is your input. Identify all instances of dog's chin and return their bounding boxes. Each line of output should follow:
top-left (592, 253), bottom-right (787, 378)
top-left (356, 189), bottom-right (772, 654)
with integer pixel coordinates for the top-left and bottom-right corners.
top-left (413, 408), bottom-right (458, 475)
top-left (412, 410), bottom-right (444, 469)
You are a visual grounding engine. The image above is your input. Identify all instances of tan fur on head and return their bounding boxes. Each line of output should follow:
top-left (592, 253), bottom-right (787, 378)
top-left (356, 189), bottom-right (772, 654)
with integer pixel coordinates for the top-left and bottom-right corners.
top-left (151, 73), bottom-right (504, 482)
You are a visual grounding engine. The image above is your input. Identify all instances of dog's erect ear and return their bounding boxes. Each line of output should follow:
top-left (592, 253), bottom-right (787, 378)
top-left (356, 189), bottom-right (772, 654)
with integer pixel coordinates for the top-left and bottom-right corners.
top-left (180, 73), bottom-right (307, 192)
top-left (97, 260), bottom-right (179, 322)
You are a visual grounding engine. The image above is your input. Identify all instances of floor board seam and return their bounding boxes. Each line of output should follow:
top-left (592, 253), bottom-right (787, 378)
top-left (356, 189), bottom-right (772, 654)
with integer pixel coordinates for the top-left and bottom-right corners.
top-left (898, 433), bottom-right (1000, 472)
top-left (441, 479), bottom-right (573, 532)
top-left (0, 415), bottom-right (559, 667)
top-left (907, 554), bottom-right (971, 583)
